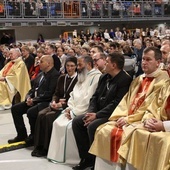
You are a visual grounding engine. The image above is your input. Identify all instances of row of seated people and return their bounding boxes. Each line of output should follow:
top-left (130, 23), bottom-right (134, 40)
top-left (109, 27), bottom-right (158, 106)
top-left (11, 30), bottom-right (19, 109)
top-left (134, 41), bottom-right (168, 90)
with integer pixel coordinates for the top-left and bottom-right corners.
top-left (0, 33), bottom-right (170, 109)
top-left (2, 43), bottom-right (170, 170)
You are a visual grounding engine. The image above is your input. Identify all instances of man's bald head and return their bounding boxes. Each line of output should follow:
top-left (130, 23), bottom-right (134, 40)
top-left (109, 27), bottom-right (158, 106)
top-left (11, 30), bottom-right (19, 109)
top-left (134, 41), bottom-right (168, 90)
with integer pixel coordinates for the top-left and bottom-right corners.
top-left (39, 55), bottom-right (54, 73)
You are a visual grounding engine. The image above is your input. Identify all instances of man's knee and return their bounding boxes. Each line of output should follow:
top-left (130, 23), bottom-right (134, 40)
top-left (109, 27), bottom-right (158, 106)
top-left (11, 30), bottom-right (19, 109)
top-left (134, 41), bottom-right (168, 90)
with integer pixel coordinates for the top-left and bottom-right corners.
top-left (72, 115), bottom-right (84, 129)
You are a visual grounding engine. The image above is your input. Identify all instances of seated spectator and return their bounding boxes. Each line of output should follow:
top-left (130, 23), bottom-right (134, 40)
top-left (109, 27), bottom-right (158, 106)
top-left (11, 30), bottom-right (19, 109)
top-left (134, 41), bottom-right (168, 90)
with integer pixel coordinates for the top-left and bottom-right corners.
top-left (0, 48), bottom-right (31, 110)
top-left (0, 46), bottom-right (5, 70)
top-left (2, 47), bottom-right (11, 65)
top-left (89, 47), bottom-right (169, 168)
top-left (21, 45), bottom-right (35, 75)
top-left (92, 52), bottom-right (107, 73)
top-left (45, 44), bottom-right (61, 72)
top-left (57, 46), bottom-right (67, 74)
top-left (30, 47), bottom-right (45, 80)
top-left (108, 42), bottom-right (120, 53)
top-left (31, 56), bottom-right (78, 157)
top-left (47, 56), bottom-right (101, 162)
top-left (8, 55), bottom-right (60, 144)
top-left (122, 45), bottom-right (137, 78)
top-left (72, 52), bottom-right (132, 170)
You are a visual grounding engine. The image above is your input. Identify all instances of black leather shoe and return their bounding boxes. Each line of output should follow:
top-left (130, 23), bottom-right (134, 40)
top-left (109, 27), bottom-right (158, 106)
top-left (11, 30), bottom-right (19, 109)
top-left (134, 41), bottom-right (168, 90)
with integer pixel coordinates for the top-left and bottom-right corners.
top-left (31, 147), bottom-right (39, 157)
top-left (8, 136), bottom-right (27, 144)
top-left (31, 148), bottom-right (47, 157)
top-left (72, 159), bottom-right (94, 170)
top-left (25, 135), bottom-right (34, 146)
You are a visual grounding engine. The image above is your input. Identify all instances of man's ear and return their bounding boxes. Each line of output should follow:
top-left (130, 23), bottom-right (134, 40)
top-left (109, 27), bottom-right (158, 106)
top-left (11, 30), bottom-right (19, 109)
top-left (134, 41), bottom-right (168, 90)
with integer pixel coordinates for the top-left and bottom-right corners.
top-left (112, 62), bottom-right (116, 69)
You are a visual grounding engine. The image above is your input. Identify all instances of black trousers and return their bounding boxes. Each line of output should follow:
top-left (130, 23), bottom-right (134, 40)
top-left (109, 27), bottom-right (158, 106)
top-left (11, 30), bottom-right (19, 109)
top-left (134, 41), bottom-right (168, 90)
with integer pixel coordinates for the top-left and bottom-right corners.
top-left (72, 114), bottom-right (108, 160)
top-left (11, 101), bottom-right (49, 138)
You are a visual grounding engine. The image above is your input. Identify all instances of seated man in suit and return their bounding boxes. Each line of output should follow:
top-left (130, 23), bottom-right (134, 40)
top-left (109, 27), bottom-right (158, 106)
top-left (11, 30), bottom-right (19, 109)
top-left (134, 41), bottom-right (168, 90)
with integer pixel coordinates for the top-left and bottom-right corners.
top-left (0, 48), bottom-right (31, 110)
top-left (8, 55), bottom-right (60, 144)
top-left (72, 52), bottom-right (132, 170)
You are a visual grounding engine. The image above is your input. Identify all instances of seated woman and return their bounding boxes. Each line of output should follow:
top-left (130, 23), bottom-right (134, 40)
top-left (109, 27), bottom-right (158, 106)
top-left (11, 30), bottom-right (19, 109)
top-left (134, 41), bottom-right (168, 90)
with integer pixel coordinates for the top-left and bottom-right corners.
top-left (0, 48), bottom-right (31, 110)
top-left (30, 47), bottom-right (45, 80)
top-left (31, 56), bottom-right (78, 157)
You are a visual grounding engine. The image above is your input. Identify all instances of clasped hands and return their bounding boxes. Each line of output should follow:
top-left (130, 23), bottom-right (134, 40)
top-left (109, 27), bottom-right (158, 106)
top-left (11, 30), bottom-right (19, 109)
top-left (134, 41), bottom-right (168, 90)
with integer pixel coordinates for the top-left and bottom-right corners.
top-left (50, 99), bottom-right (66, 110)
top-left (0, 77), bottom-right (5, 81)
top-left (82, 113), bottom-right (96, 126)
top-left (144, 118), bottom-right (165, 132)
top-left (116, 117), bottom-right (128, 128)
top-left (26, 97), bottom-right (34, 106)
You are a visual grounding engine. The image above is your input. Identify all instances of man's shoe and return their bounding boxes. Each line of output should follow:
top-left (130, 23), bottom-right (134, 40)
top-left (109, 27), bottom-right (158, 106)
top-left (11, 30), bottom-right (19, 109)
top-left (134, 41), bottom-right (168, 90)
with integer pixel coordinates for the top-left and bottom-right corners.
top-left (72, 159), bottom-right (94, 170)
top-left (25, 135), bottom-right (34, 146)
top-left (8, 136), bottom-right (27, 144)
top-left (31, 148), bottom-right (47, 157)
top-left (31, 147), bottom-right (39, 157)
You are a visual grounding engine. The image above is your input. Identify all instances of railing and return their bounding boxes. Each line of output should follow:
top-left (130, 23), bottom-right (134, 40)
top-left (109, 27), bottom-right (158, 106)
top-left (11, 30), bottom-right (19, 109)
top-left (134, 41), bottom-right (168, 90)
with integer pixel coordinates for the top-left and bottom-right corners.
top-left (0, 1), bottom-right (170, 20)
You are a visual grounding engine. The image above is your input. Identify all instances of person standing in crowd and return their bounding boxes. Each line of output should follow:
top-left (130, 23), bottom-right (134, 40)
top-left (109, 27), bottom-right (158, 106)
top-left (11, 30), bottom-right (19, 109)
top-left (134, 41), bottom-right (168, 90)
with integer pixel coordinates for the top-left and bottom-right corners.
top-left (32, 57), bottom-right (78, 157)
top-left (37, 34), bottom-right (45, 43)
top-left (72, 52), bottom-right (132, 170)
top-left (89, 47), bottom-right (169, 168)
top-left (0, 48), bottom-right (31, 110)
top-left (8, 55), bottom-right (60, 144)
top-left (47, 56), bottom-right (101, 163)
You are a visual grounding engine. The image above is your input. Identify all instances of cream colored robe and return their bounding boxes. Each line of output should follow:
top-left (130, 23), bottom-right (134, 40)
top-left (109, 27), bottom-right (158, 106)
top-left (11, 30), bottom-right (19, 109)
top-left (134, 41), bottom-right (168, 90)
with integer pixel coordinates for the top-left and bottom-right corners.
top-left (118, 79), bottom-right (170, 170)
top-left (0, 57), bottom-right (31, 106)
top-left (89, 69), bottom-right (169, 162)
top-left (47, 68), bottom-right (102, 164)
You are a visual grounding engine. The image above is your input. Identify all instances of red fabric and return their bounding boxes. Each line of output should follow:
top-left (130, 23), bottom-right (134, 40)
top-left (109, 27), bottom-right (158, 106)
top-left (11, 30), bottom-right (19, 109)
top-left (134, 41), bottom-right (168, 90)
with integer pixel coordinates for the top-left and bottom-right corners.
top-left (2, 61), bottom-right (15, 77)
top-left (110, 127), bottom-right (123, 162)
top-left (128, 77), bottom-right (154, 115)
top-left (30, 65), bottom-right (40, 80)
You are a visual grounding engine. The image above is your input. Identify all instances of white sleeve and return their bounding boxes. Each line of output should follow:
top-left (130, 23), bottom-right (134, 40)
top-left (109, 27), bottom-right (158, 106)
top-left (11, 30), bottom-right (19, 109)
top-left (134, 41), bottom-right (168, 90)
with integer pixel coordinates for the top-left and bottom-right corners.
top-left (163, 121), bottom-right (170, 132)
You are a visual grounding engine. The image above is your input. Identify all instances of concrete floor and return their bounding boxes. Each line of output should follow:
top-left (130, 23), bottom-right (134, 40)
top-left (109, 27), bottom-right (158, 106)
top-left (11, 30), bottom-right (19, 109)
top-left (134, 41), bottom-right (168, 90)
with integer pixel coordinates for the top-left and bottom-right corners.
top-left (0, 109), bottom-right (73, 170)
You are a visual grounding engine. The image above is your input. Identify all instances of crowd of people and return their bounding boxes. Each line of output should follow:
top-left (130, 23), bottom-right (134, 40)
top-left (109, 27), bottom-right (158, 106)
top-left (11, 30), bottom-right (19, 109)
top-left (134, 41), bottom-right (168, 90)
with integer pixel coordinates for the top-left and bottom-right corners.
top-left (0, 26), bottom-right (170, 170)
top-left (1, 0), bottom-right (170, 18)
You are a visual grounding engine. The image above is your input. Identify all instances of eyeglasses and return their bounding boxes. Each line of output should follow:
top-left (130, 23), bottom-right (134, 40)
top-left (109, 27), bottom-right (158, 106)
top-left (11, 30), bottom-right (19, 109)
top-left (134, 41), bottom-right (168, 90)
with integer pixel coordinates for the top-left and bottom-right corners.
top-left (93, 58), bottom-right (101, 62)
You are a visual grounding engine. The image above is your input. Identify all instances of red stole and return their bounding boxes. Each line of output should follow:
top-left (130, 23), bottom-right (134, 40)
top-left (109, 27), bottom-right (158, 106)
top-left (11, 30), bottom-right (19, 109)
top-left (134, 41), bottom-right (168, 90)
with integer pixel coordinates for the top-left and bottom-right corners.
top-left (2, 61), bottom-right (15, 77)
top-left (129, 77), bottom-right (154, 115)
top-left (110, 77), bottom-right (154, 162)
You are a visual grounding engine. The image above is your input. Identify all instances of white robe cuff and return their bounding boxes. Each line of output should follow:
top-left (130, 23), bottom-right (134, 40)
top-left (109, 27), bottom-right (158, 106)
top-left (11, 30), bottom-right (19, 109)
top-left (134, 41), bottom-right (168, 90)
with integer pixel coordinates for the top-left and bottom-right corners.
top-left (163, 121), bottom-right (170, 132)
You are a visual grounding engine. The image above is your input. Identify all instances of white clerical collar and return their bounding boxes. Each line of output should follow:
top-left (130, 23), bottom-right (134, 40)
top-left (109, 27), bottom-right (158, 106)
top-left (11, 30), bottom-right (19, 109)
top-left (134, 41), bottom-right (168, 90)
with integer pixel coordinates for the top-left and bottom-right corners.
top-left (67, 72), bottom-right (77, 78)
top-left (143, 68), bottom-right (161, 78)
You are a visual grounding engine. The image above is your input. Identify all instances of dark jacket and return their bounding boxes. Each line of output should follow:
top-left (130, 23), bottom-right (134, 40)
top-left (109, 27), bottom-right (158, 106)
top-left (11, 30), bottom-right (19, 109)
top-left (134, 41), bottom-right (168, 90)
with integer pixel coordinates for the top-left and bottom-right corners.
top-left (87, 70), bottom-right (132, 119)
top-left (27, 67), bottom-right (60, 103)
top-left (52, 54), bottom-right (61, 72)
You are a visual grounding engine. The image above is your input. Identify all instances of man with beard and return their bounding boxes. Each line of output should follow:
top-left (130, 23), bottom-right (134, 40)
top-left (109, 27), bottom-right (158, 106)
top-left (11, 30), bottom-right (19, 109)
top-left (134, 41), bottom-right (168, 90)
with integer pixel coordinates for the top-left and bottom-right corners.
top-left (32, 55), bottom-right (101, 158)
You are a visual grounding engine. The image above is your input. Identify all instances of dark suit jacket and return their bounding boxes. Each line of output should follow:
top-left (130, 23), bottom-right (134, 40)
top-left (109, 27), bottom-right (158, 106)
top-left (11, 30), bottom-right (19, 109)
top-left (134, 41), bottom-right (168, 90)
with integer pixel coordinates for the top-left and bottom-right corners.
top-left (27, 67), bottom-right (60, 103)
top-left (87, 70), bottom-right (132, 119)
top-left (52, 54), bottom-right (61, 72)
